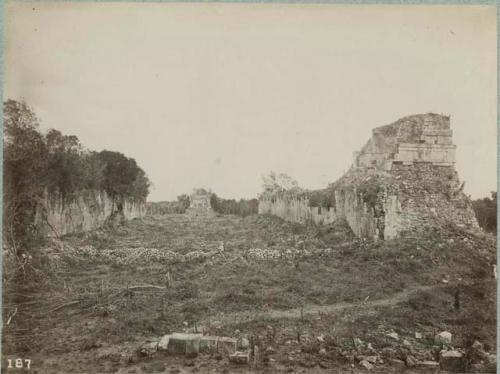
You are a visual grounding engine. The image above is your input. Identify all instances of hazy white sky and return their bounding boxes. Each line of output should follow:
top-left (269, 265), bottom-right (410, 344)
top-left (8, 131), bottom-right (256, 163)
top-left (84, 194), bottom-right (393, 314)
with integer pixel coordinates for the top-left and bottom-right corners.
top-left (5, 3), bottom-right (496, 201)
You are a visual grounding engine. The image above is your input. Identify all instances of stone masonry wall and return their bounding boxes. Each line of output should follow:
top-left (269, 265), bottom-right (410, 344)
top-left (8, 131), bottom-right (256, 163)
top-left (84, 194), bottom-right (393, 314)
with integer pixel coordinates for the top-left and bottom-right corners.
top-left (35, 190), bottom-right (146, 237)
top-left (258, 114), bottom-right (479, 240)
top-left (258, 163), bottom-right (478, 240)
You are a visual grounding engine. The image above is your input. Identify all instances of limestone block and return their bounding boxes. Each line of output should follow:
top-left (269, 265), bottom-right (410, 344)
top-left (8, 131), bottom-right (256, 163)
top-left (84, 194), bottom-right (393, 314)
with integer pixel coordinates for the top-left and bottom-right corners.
top-left (440, 350), bottom-right (466, 373)
top-left (434, 331), bottom-right (452, 345)
top-left (415, 360), bottom-right (439, 370)
top-left (139, 341), bottom-right (158, 356)
top-left (158, 335), bottom-right (170, 351)
top-left (217, 337), bottom-right (237, 355)
top-left (229, 351), bottom-right (250, 364)
top-left (167, 333), bottom-right (202, 356)
top-left (199, 336), bottom-right (218, 353)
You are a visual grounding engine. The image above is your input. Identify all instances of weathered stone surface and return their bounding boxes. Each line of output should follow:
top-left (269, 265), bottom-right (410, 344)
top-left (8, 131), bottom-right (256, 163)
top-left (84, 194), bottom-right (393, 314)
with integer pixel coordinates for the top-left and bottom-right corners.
top-left (434, 331), bottom-right (452, 345)
top-left (158, 335), bottom-right (170, 351)
top-left (217, 337), bottom-right (237, 355)
top-left (36, 190), bottom-right (145, 237)
top-left (139, 341), bottom-right (158, 356)
top-left (406, 355), bottom-right (417, 368)
top-left (258, 114), bottom-right (479, 240)
top-left (389, 359), bottom-right (405, 368)
top-left (386, 332), bottom-right (399, 340)
top-left (359, 360), bottom-right (373, 370)
top-left (357, 355), bottom-right (377, 364)
top-left (167, 333), bottom-right (202, 356)
top-left (229, 351), bottom-right (250, 365)
top-left (440, 350), bottom-right (466, 372)
top-left (415, 360), bottom-right (439, 370)
top-left (199, 336), bottom-right (218, 353)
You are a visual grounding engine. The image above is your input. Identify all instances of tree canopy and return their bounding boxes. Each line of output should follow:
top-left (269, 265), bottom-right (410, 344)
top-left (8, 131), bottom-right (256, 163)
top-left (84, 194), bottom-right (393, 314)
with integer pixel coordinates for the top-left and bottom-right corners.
top-left (3, 99), bottom-right (151, 249)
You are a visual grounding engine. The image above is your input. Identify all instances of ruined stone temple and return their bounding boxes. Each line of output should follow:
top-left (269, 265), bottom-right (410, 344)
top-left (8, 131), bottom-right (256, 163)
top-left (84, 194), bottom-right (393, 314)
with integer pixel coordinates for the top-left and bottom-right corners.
top-left (353, 113), bottom-right (456, 170)
top-left (259, 113), bottom-right (479, 239)
top-left (186, 189), bottom-right (213, 215)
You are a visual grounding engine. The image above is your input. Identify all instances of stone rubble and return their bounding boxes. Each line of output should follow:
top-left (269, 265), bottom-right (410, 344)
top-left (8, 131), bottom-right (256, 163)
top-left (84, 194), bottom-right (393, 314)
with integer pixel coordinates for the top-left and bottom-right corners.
top-left (434, 331), bottom-right (452, 346)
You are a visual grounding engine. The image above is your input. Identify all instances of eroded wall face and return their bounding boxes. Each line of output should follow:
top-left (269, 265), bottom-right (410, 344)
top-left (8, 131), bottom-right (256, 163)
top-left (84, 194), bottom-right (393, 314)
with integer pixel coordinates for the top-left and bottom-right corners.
top-left (354, 114), bottom-right (456, 170)
top-left (259, 114), bottom-right (479, 240)
top-left (35, 191), bottom-right (146, 237)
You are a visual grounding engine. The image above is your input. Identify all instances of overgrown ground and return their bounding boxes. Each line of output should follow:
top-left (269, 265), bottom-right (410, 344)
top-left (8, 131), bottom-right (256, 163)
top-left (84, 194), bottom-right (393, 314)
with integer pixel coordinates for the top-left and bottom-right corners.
top-left (2, 213), bottom-right (496, 373)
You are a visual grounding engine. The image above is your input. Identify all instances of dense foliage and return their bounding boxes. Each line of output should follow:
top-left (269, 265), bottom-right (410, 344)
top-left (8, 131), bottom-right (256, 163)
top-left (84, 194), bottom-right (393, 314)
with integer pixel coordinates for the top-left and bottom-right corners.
top-left (147, 195), bottom-right (191, 215)
top-left (3, 99), bottom-right (150, 250)
top-left (210, 194), bottom-right (258, 217)
top-left (472, 192), bottom-right (497, 234)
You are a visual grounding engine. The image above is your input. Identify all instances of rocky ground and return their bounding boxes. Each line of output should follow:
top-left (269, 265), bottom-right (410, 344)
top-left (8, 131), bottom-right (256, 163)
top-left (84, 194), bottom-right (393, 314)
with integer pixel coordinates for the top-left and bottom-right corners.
top-left (2, 213), bottom-right (497, 373)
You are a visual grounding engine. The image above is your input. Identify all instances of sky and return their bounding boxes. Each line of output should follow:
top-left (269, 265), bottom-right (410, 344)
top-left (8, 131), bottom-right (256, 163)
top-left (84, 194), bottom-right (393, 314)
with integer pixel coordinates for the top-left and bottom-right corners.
top-left (5, 3), bottom-right (497, 201)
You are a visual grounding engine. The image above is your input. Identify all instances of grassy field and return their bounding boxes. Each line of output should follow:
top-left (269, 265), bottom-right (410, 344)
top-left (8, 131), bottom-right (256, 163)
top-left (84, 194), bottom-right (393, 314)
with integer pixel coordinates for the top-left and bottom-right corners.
top-left (2, 213), bottom-right (496, 373)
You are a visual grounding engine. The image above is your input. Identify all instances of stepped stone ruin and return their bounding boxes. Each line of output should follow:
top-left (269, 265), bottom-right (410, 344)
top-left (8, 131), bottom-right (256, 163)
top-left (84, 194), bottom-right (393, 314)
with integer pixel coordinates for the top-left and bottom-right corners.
top-left (259, 113), bottom-right (479, 239)
top-left (186, 189), bottom-right (214, 216)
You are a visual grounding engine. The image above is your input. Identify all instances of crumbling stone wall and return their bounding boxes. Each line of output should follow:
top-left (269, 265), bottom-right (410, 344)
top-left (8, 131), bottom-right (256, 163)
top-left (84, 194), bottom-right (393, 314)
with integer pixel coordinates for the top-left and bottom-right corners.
top-left (259, 113), bottom-right (479, 240)
top-left (258, 197), bottom-right (336, 225)
top-left (35, 190), bottom-right (146, 237)
top-left (354, 113), bottom-right (456, 170)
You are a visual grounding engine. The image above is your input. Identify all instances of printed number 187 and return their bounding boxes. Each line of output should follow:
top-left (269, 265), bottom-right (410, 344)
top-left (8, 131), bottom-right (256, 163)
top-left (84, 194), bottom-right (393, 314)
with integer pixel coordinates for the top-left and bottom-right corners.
top-left (7, 359), bottom-right (31, 369)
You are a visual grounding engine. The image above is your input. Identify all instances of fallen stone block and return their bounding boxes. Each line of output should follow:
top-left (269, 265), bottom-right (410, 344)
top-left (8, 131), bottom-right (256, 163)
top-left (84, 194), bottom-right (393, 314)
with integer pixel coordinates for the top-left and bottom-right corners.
top-left (386, 332), bottom-right (399, 340)
top-left (406, 355), bottom-right (417, 368)
top-left (356, 355), bottom-right (377, 364)
top-left (415, 360), bottom-right (439, 370)
top-left (217, 336), bottom-right (237, 355)
top-left (199, 336), bottom-right (218, 353)
top-left (229, 351), bottom-right (250, 365)
top-left (440, 350), bottom-right (466, 372)
top-left (158, 335), bottom-right (170, 351)
top-left (434, 331), bottom-right (452, 345)
top-left (389, 359), bottom-right (405, 368)
top-left (359, 359), bottom-right (373, 370)
top-left (139, 341), bottom-right (158, 357)
top-left (168, 333), bottom-right (202, 356)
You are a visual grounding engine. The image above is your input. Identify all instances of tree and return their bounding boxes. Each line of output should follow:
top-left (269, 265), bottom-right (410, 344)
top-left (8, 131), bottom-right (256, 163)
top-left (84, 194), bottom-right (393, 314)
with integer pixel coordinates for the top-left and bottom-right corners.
top-left (472, 192), bottom-right (497, 234)
top-left (176, 194), bottom-right (191, 212)
top-left (96, 151), bottom-right (149, 201)
top-left (45, 129), bottom-right (86, 199)
top-left (3, 99), bottom-right (152, 253)
top-left (260, 172), bottom-right (303, 199)
top-left (3, 100), bottom-right (48, 250)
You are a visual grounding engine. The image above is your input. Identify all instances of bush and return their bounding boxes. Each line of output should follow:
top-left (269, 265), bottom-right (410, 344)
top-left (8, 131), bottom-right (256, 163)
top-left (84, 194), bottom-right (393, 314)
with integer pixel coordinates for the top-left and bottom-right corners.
top-left (210, 194), bottom-right (258, 217)
top-left (472, 192), bottom-right (497, 234)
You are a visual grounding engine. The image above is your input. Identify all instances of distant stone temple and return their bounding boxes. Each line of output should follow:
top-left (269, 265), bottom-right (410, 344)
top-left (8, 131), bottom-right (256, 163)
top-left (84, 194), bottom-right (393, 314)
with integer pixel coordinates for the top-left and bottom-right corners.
top-left (353, 113), bottom-right (456, 170)
top-left (186, 189), bottom-right (213, 216)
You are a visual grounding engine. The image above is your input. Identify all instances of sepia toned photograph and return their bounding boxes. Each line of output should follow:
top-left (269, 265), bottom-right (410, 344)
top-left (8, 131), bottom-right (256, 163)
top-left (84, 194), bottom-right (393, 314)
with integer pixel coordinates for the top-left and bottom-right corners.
top-left (2, 2), bottom-right (497, 373)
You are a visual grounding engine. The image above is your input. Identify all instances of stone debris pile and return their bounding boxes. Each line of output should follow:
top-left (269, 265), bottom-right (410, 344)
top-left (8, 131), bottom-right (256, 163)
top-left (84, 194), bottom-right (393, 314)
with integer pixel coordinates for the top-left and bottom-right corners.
top-left (139, 333), bottom-right (252, 364)
top-left (63, 244), bottom-right (217, 265)
top-left (246, 247), bottom-right (335, 261)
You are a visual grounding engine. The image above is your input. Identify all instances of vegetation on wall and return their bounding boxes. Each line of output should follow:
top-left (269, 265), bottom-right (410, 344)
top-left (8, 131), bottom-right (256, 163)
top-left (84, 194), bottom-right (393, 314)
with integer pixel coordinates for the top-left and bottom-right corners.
top-left (472, 192), bottom-right (497, 234)
top-left (147, 194), bottom-right (191, 215)
top-left (3, 99), bottom-right (151, 251)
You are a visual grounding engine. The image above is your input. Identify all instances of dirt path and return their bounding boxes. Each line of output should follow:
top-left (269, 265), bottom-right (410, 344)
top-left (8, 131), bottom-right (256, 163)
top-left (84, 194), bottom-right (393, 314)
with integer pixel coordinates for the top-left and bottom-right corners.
top-left (206, 284), bottom-right (436, 325)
